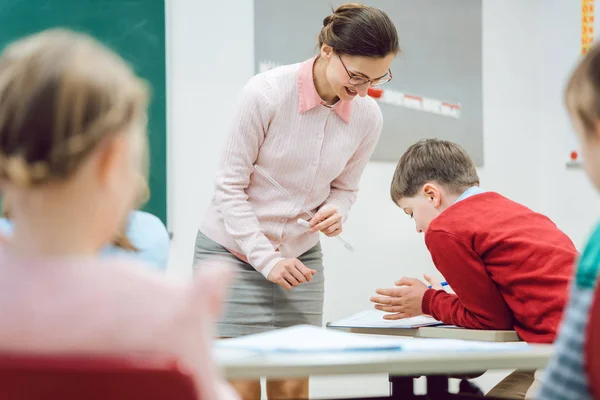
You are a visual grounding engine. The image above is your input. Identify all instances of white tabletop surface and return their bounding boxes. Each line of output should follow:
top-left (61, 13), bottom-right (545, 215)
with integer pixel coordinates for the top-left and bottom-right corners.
top-left (215, 343), bottom-right (553, 380)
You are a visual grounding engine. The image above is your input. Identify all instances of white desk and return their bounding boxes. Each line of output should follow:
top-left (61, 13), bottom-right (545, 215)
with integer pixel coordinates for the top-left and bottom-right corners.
top-left (216, 344), bottom-right (552, 399)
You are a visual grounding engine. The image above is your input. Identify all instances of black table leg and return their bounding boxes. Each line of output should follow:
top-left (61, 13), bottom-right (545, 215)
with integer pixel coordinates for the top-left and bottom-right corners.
top-left (427, 375), bottom-right (450, 395)
top-left (323, 374), bottom-right (504, 400)
top-left (389, 375), bottom-right (416, 399)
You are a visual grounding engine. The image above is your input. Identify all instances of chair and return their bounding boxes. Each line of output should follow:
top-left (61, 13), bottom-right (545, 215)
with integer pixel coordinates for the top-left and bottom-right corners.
top-left (0, 353), bottom-right (198, 400)
top-left (587, 286), bottom-right (600, 399)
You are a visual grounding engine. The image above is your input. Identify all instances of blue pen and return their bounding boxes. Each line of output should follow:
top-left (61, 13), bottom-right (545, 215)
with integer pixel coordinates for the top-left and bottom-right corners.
top-left (428, 281), bottom-right (449, 289)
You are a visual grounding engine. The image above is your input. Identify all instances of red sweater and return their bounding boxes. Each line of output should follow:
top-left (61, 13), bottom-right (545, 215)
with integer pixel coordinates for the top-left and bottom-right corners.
top-left (421, 192), bottom-right (577, 343)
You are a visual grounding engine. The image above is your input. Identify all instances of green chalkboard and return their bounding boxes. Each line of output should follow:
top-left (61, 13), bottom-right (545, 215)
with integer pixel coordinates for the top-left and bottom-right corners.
top-left (0, 0), bottom-right (167, 225)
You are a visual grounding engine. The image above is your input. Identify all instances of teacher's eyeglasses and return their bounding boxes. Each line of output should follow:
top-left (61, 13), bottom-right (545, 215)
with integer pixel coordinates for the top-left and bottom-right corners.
top-left (337, 53), bottom-right (392, 87)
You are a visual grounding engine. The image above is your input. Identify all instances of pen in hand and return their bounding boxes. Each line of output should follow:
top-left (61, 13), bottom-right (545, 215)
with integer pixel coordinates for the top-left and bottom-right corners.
top-left (253, 164), bottom-right (355, 252)
top-left (428, 281), bottom-right (449, 289)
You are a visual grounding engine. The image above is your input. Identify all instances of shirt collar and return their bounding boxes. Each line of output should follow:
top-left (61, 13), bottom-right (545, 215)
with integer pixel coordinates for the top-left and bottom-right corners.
top-left (456, 186), bottom-right (486, 203)
top-left (297, 56), bottom-right (352, 123)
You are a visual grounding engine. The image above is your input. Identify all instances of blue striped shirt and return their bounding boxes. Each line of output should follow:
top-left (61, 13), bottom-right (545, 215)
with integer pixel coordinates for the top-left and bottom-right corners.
top-left (537, 222), bottom-right (600, 399)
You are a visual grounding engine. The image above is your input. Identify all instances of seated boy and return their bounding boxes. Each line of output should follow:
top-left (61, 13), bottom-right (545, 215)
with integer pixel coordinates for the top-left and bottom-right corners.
top-left (370, 139), bottom-right (577, 398)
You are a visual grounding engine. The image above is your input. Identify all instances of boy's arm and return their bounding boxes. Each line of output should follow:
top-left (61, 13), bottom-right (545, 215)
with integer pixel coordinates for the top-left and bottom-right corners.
top-left (423, 229), bottom-right (514, 330)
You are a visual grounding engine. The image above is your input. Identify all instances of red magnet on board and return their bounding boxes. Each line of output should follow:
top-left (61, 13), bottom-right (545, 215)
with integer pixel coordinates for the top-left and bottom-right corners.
top-left (570, 151), bottom-right (578, 161)
top-left (368, 87), bottom-right (384, 98)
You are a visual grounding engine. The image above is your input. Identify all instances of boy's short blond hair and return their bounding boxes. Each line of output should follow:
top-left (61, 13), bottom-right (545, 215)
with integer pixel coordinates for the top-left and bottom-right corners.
top-left (390, 139), bottom-right (480, 203)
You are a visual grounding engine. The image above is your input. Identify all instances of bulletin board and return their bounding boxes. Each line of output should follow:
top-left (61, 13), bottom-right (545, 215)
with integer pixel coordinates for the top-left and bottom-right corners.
top-left (254, 0), bottom-right (484, 165)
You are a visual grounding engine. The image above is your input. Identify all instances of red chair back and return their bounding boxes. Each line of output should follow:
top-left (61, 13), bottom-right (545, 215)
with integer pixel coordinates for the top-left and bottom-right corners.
top-left (587, 287), bottom-right (600, 399)
top-left (0, 353), bottom-right (198, 400)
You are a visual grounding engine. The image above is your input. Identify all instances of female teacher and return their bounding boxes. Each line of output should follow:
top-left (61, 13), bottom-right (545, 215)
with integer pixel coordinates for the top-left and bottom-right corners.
top-left (194, 4), bottom-right (399, 399)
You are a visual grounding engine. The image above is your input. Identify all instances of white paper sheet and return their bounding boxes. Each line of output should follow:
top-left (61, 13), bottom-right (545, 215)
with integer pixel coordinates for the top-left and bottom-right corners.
top-left (327, 309), bottom-right (443, 329)
top-left (217, 325), bottom-right (405, 353)
top-left (216, 325), bottom-right (528, 354)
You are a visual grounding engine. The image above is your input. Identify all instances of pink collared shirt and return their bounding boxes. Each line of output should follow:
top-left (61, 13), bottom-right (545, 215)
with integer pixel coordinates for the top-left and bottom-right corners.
top-left (202, 57), bottom-right (383, 278)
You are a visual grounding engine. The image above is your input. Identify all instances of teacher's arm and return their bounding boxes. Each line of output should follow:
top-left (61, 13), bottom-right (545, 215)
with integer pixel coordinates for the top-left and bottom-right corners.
top-left (214, 75), bottom-right (283, 279)
top-left (215, 76), bottom-right (315, 288)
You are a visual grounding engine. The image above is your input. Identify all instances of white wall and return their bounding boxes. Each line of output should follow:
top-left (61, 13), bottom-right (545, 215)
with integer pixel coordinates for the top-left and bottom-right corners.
top-left (167, 0), bottom-right (255, 276)
top-left (536, 0), bottom-right (600, 245)
top-left (167, 0), bottom-right (598, 397)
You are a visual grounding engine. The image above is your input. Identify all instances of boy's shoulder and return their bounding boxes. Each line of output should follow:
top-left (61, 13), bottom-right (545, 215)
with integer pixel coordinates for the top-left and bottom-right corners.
top-left (429, 192), bottom-right (525, 230)
top-left (427, 191), bottom-right (560, 244)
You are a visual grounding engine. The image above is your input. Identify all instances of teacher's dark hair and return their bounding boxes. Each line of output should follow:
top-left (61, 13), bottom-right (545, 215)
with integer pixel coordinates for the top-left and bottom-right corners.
top-left (318, 3), bottom-right (400, 58)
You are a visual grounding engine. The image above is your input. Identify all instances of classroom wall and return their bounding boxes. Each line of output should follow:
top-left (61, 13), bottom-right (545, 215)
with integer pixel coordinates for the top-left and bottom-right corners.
top-left (167, 0), bottom-right (598, 396)
top-left (167, 0), bottom-right (255, 276)
top-left (536, 1), bottom-right (600, 246)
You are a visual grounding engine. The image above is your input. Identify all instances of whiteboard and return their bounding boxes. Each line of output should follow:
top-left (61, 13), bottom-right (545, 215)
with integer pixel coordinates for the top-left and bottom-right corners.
top-left (254, 0), bottom-right (483, 165)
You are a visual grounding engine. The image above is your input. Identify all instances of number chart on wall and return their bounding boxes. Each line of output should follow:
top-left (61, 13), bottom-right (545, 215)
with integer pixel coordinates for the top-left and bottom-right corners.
top-left (570, 0), bottom-right (597, 167)
top-left (254, 0), bottom-right (483, 165)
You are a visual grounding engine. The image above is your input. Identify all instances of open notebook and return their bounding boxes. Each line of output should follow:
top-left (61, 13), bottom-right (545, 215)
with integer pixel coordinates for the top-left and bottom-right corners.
top-left (216, 325), bottom-right (528, 353)
top-left (327, 309), bottom-right (444, 329)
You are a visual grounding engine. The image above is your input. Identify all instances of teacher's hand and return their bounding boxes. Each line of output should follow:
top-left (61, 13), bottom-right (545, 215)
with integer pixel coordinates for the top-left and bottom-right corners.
top-left (309, 205), bottom-right (343, 237)
top-left (268, 258), bottom-right (316, 290)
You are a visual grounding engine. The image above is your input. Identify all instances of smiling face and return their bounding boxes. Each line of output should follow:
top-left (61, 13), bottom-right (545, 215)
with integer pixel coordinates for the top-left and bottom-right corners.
top-left (320, 45), bottom-right (395, 101)
top-left (315, 4), bottom-right (399, 103)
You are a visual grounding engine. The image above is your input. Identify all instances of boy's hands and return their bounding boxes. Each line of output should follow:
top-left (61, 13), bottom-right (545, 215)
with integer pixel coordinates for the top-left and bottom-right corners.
top-left (370, 274), bottom-right (440, 320)
top-left (423, 273), bottom-right (443, 290)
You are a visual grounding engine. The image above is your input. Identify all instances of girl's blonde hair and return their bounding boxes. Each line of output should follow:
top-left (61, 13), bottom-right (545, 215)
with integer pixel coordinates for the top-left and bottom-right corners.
top-left (0, 28), bottom-right (149, 252)
top-left (0, 28), bottom-right (149, 187)
top-left (566, 43), bottom-right (600, 138)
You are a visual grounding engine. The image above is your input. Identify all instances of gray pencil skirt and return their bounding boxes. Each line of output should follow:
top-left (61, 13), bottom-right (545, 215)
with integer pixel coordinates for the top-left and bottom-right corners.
top-left (192, 230), bottom-right (325, 338)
